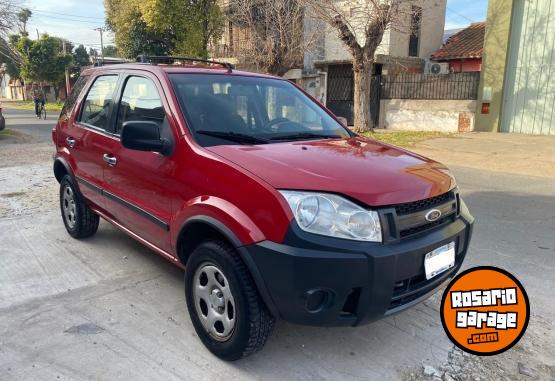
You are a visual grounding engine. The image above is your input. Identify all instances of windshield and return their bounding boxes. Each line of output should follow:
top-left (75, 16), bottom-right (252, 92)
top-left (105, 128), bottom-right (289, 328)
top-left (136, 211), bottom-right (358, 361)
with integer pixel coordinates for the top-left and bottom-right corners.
top-left (169, 74), bottom-right (352, 146)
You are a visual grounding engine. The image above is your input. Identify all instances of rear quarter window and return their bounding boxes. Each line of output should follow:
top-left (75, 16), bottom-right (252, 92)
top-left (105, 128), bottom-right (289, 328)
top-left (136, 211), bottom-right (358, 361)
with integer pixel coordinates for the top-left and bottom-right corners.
top-left (60, 75), bottom-right (89, 120)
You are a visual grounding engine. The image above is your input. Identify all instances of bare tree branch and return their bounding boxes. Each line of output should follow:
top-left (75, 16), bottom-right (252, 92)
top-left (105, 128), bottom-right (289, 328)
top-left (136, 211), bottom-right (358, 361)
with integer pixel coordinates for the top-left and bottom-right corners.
top-left (217, 0), bottom-right (317, 76)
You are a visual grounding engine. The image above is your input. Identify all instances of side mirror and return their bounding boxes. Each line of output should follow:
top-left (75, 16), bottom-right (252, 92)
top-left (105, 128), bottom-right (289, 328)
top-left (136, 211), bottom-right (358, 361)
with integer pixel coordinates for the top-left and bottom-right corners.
top-left (121, 121), bottom-right (170, 155)
top-left (337, 116), bottom-right (348, 127)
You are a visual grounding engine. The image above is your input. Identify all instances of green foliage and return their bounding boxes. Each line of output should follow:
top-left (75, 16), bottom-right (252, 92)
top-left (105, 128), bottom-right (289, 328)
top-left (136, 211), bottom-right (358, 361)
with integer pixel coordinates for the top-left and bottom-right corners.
top-left (0, 36), bottom-right (21, 78)
top-left (15, 34), bottom-right (73, 87)
top-left (73, 44), bottom-right (90, 67)
top-left (102, 45), bottom-right (119, 57)
top-left (17, 8), bottom-right (32, 35)
top-left (105, 0), bottom-right (223, 59)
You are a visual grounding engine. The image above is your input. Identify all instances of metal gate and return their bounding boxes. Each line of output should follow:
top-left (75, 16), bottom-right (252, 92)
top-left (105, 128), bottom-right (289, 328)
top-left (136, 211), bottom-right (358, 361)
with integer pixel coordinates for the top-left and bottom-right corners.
top-left (370, 75), bottom-right (381, 127)
top-left (326, 64), bottom-right (381, 127)
top-left (326, 64), bottom-right (354, 125)
top-left (501, 0), bottom-right (554, 135)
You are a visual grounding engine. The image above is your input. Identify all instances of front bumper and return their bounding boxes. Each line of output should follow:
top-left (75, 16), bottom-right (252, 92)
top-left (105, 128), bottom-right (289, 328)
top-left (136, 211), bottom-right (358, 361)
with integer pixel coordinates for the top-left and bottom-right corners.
top-left (243, 204), bottom-right (474, 326)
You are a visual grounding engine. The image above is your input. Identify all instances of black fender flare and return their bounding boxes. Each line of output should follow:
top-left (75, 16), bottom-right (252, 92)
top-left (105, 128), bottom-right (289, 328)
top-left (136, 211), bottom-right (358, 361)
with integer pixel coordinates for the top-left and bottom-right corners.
top-left (178, 216), bottom-right (279, 317)
top-left (53, 156), bottom-right (75, 183)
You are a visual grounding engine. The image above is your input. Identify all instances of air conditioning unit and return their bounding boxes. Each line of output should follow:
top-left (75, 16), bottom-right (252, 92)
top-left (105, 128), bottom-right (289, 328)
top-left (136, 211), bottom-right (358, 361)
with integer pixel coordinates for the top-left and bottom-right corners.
top-left (425, 62), bottom-right (450, 74)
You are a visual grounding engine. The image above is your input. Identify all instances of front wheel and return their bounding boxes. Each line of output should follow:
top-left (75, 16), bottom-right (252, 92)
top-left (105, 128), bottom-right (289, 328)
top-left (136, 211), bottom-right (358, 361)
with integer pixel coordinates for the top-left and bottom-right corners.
top-left (59, 175), bottom-right (99, 238)
top-left (185, 240), bottom-right (275, 361)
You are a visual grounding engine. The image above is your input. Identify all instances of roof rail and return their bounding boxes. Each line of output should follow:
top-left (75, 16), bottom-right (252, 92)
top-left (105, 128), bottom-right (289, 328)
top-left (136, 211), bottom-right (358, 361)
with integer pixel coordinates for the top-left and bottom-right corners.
top-left (136, 55), bottom-right (234, 73)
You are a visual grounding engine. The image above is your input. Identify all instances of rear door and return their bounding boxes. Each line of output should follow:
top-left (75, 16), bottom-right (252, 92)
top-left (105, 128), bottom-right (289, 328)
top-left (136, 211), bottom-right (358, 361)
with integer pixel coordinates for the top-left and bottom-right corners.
top-left (64, 74), bottom-right (120, 209)
top-left (102, 73), bottom-right (178, 253)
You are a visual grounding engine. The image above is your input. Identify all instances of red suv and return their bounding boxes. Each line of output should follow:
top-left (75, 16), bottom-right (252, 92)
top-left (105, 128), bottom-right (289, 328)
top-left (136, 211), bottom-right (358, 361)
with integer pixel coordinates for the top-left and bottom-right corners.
top-left (53, 57), bottom-right (473, 360)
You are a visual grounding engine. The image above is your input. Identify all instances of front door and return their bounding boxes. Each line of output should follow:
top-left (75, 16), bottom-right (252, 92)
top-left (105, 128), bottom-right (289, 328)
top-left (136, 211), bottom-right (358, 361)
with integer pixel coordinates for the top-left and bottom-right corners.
top-left (102, 74), bottom-right (177, 253)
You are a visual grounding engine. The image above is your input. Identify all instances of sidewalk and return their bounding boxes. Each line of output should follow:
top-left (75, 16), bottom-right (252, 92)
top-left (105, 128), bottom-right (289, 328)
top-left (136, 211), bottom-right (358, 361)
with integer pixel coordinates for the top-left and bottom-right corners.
top-left (413, 132), bottom-right (555, 178)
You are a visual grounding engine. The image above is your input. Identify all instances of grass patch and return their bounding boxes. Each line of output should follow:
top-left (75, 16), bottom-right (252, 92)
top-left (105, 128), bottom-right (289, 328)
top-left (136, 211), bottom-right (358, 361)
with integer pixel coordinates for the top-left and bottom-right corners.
top-left (0, 129), bottom-right (19, 137)
top-left (360, 130), bottom-right (456, 148)
top-left (3, 100), bottom-right (64, 112)
top-left (0, 129), bottom-right (31, 142)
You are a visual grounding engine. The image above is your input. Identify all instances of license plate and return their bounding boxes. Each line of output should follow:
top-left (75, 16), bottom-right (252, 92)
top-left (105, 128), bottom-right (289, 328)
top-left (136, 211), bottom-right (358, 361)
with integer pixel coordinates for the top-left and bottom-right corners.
top-left (424, 242), bottom-right (455, 280)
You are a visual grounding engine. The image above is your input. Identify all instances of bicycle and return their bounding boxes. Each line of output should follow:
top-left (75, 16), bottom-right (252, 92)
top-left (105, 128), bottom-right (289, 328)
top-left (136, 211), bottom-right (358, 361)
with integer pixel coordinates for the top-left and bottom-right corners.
top-left (36, 102), bottom-right (46, 120)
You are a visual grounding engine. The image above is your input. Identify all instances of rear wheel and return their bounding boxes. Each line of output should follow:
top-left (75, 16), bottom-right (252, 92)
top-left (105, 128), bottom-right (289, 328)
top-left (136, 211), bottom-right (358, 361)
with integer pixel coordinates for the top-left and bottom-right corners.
top-left (60, 175), bottom-right (99, 238)
top-left (185, 240), bottom-right (275, 361)
top-left (41, 106), bottom-right (46, 120)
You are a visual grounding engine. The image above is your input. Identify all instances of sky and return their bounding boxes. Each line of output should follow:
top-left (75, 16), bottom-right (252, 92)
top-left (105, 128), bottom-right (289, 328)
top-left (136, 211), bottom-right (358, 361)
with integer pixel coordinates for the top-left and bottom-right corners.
top-left (21, 0), bottom-right (489, 52)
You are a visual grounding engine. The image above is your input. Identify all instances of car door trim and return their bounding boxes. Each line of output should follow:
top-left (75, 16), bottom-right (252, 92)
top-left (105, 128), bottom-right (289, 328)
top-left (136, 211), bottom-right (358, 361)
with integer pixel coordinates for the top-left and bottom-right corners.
top-left (75, 176), bottom-right (170, 231)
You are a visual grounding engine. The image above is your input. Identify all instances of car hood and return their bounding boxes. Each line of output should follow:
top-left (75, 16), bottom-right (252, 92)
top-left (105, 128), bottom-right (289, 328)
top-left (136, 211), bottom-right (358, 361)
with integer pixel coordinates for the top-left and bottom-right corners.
top-left (207, 137), bottom-right (456, 206)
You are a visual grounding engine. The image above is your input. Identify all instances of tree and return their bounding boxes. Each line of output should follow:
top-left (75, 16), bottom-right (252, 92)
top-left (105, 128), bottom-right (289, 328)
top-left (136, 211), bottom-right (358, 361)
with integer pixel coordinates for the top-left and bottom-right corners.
top-left (17, 8), bottom-right (32, 35)
top-left (304, 0), bottom-right (425, 132)
top-left (102, 45), bottom-right (119, 57)
top-left (0, 0), bottom-right (17, 35)
top-left (0, 37), bottom-right (20, 79)
top-left (228, 0), bottom-right (314, 76)
top-left (105, 0), bottom-right (223, 58)
top-left (73, 44), bottom-right (90, 67)
top-left (15, 34), bottom-right (73, 99)
top-left (105, 1), bottom-right (175, 58)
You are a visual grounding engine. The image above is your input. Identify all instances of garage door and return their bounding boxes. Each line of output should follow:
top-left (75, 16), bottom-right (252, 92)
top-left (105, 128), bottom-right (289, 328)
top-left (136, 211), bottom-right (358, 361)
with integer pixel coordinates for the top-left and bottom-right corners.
top-left (501, 0), bottom-right (555, 135)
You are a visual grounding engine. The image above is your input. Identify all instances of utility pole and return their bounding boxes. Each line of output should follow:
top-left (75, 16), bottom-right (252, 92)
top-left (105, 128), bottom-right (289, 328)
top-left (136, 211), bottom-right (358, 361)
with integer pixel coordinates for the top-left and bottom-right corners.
top-left (36, 28), bottom-right (39, 40)
top-left (94, 27), bottom-right (105, 64)
top-left (62, 40), bottom-right (71, 96)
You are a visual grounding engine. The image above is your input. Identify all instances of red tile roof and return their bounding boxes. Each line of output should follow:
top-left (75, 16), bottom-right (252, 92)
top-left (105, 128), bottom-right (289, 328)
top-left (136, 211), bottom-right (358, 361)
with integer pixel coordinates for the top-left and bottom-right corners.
top-left (431, 22), bottom-right (485, 60)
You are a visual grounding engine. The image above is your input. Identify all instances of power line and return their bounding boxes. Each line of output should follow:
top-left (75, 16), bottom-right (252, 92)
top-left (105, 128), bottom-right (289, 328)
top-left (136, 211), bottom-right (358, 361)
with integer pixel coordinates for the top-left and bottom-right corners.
top-left (16, 6), bottom-right (105, 21)
top-left (30, 9), bottom-right (104, 21)
top-left (446, 7), bottom-right (476, 23)
top-left (32, 14), bottom-right (103, 25)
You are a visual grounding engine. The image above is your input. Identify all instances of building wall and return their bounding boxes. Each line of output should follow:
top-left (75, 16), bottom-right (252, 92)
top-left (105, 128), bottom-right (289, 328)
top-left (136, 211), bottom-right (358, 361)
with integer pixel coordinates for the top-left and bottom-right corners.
top-left (323, 0), bottom-right (446, 62)
top-left (447, 59), bottom-right (482, 72)
top-left (500, 0), bottom-right (554, 135)
top-left (416, 0), bottom-right (447, 59)
top-left (379, 99), bottom-right (476, 132)
top-left (474, 0), bottom-right (513, 132)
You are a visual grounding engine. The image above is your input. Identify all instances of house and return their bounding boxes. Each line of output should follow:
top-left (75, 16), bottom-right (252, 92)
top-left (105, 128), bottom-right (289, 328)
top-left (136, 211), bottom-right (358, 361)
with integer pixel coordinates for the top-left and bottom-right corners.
top-left (475, 0), bottom-right (554, 135)
top-left (212, 0), bottom-right (448, 126)
top-left (1, 76), bottom-right (60, 102)
top-left (430, 22), bottom-right (485, 73)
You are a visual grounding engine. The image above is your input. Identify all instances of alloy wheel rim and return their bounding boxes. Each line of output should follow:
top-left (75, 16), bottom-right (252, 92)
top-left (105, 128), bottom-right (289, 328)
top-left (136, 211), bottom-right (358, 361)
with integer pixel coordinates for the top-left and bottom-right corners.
top-left (193, 263), bottom-right (236, 342)
top-left (62, 185), bottom-right (77, 228)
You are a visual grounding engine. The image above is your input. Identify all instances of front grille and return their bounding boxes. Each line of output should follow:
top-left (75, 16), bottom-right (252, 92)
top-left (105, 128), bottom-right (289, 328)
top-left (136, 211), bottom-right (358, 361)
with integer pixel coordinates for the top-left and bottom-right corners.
top-left (399, 215), bottom-right (453, 238)
top-left (395, 192), bottom-right (454, 216)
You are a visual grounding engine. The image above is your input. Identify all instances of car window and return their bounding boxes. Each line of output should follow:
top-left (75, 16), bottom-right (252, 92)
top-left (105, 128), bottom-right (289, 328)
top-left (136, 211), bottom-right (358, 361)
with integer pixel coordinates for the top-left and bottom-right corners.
top-left (60, 74), bottom-right (89, 120)
top-left (116, 76), bottom-right (165, 135)
top-left (170, 74), bottom-right (351, 147)
top-left (79, 75), bottom-right (118, 130)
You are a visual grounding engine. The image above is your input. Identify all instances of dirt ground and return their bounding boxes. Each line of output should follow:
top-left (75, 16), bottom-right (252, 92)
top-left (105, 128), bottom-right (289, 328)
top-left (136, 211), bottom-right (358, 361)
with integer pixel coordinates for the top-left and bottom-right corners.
top-left (1, 126), bottom-right (554, 380)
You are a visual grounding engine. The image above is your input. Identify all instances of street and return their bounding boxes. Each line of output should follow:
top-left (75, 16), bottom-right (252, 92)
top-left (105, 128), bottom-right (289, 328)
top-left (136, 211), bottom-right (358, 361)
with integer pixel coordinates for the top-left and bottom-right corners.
top-left (1, 108), bottom-right (54, 143)
top-left (0, 108), bottom-right (554, 380)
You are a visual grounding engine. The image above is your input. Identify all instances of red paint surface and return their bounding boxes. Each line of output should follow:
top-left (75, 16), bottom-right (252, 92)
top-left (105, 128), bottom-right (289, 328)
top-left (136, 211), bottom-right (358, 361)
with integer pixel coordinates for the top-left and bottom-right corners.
top-left (54, 64), bottom-right (457, 263)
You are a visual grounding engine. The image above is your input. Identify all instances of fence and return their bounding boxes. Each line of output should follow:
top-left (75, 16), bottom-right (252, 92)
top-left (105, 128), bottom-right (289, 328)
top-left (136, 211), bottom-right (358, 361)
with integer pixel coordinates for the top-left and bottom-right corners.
top-left (380, 72), bottom-right (480, 100)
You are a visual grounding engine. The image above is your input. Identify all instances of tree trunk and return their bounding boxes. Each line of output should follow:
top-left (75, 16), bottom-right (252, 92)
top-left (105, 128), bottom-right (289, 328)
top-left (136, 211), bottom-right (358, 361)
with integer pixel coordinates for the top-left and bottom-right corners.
top-left (352, 60), bottom-right (373, 133)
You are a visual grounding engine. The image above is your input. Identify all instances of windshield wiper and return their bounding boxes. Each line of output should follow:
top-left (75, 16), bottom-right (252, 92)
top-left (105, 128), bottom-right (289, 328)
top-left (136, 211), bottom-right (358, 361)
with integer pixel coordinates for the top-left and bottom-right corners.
top-left (196, 130), bottom-right (269, 145)
top-left (269, 132), bottom-right (343, 141)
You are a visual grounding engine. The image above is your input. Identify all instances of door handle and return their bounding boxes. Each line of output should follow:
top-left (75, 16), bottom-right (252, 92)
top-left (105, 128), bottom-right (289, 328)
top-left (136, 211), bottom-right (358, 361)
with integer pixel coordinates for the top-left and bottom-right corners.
top-left (66, 137), bottom-right (76, 148)
top-left (103, 154), bottom-right (117, 166)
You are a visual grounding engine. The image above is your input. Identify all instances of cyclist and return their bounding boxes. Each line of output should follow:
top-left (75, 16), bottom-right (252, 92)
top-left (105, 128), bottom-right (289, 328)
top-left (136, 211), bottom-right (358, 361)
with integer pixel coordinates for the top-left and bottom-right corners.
top-left (31, 83), bottom-right (46, 118)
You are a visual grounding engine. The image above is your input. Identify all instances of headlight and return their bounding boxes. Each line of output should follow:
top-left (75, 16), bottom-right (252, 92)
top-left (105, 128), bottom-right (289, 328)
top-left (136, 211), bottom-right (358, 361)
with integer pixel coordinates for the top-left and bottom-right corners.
top-left (279, 191), bottom-right (382, 242)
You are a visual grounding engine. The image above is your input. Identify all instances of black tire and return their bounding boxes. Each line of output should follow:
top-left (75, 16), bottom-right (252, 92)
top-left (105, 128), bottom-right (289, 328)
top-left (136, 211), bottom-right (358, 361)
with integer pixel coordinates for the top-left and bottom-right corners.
top-left (41, 107), bottom-right (46, 120)
top-left (59, 175), bottom-right (99, 238)
top-left (185, 240), bottom-right (275, 361)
